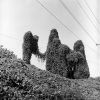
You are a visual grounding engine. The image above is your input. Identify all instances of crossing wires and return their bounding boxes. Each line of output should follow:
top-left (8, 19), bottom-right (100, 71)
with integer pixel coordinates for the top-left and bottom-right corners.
top-left (35, 0), bottom-right (97, 54)
top-left (59, 0), bottom-right (97, 44)
top-left (76, 0), bottom-right (100, 34)
top-left (84, 0), bottom-right (100, 25)
top-left (35, 0), bottom-right (79, 40)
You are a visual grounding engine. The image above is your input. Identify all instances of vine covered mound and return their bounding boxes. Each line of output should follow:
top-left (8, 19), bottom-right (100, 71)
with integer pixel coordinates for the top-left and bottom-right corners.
top-left (0, 45), bottom-right (100, 99)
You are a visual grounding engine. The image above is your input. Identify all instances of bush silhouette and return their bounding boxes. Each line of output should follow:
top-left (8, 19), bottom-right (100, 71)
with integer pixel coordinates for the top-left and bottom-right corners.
top-left (22, 31), bottom-right (45, 64)
top-left (32, 29), bottom-right (71, 78)
top-left (66, 40), bottom-right (90, 79)
top-left (22, 29), bottom-right (90, 79)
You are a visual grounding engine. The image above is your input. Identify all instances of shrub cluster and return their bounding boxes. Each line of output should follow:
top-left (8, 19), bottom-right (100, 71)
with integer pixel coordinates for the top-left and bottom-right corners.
top-left (0, 45), bottom-right (100, 99)
top-left (23, 29), bottom-right (90, 79)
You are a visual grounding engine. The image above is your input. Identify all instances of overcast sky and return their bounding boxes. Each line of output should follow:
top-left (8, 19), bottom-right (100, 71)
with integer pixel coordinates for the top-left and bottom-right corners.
top-left (0, 0), bottom-right (100, 77)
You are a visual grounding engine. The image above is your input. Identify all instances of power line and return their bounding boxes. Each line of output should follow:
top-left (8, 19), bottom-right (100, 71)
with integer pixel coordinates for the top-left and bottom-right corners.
top-left (35, 0), bottom-right (97, 54)
top-left (84, 0), bottom-right (100, 25)
top-left (0, 33), bottom-right (21, 42)
top-left (35, 0), bottom-right (79, 40)
top-left (59, 0), bottom-right (97, 44)
top-left (1, 32), bottom-right (98, 57)
top-left (0, 32), bottom-right (97, 55)
top-left (76, 0), bottom-right (100, 34)
top-left (96, 44), bottom-right (100, 46)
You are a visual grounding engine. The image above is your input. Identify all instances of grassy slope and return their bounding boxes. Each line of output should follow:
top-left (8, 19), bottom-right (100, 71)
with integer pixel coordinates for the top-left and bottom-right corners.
top-left (0, 45), bottom-right (100, 100)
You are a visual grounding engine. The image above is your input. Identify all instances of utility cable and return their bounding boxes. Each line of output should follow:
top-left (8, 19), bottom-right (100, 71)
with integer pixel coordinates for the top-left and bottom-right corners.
top-left (84, 0), bottom-right (100, 25)
top-left (35, 0), bottom-right (97, 54)
top-left (59, 0), bottom-right (97, 44)
top-left (76, 0), bottom-right (100, 34)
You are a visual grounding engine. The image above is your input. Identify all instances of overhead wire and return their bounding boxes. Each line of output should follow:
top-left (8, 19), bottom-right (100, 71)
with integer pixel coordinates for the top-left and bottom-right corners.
top-left (0, 32), bottom-right (98, 59)
top-left (0, 0), bottom-right (98, 65)
top-left (35, 0), bottom-right (79, 40)
top-left (2, 32), bottom-right (98, 64)
top-left (35, 0), bottom-right (97, 54)
top-left (84, 0), bottom-right (100, 25)
top-left (0, 33), bottom-right (21, 42)
top-left (76, 0), bottom-right (100, 35)
top-left (59, 0), bottom-right (97, 44)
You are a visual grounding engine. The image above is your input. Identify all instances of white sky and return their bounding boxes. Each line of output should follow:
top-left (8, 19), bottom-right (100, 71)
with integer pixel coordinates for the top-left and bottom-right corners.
top-left (0, 0), bottom-right (100, 77)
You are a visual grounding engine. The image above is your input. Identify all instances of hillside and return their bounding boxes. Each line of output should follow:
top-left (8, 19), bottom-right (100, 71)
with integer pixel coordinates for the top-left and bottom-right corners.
top-left (0, 45), bottom-right (100, 100)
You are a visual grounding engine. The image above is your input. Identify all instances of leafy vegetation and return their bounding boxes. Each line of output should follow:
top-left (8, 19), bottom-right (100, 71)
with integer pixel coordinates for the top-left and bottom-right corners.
top-left (0, 45), bottom-right (100, 99)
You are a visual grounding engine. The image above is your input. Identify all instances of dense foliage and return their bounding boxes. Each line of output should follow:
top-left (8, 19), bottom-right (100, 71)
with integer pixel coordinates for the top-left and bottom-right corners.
top-left (0, 45), bottom-right (100, 99)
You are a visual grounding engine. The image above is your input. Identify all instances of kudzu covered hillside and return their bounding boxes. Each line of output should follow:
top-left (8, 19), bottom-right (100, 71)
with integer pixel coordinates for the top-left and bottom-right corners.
top-left (0, 29), bottom-right (100, 99)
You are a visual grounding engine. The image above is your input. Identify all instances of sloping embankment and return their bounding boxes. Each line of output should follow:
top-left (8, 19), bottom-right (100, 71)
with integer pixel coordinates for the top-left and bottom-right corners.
top-left (0, 45), bottom-right (100, 100)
